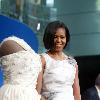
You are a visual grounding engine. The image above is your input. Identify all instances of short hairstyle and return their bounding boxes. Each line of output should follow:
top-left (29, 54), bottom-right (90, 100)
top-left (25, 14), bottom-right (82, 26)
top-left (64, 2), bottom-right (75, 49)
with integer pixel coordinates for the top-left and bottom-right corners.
top-left (95, 74), bottom-right (100, 86)
top-left (43, 20), bottom-right (70, 50)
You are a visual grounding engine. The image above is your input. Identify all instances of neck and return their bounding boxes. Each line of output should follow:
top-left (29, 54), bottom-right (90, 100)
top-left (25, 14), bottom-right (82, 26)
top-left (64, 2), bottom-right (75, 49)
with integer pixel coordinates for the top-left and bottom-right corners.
top-left (49, 50), bottom-right (63, 55)
top-left (48, 50), bottom-right (64, 60)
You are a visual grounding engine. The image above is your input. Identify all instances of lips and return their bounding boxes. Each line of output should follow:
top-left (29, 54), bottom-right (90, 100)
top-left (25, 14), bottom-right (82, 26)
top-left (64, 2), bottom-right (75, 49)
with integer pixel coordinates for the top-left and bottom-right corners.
top-left (55, 44), bottom-right (62, 48)
top-left (55, 44), bottom-right (62, 46)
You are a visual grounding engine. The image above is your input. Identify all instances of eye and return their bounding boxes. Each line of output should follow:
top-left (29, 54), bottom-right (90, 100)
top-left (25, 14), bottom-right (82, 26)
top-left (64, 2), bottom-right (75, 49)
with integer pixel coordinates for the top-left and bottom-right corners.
top-left (54, 36), bottom-right (57, 38)
top-left (61, 36), bottom-right (65, 39)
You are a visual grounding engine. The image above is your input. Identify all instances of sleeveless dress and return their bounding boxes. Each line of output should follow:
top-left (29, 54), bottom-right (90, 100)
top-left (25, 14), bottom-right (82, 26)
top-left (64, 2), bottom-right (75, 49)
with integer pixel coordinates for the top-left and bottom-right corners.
top-left (41, 53), bottom-right (77, 100)
top-left (0, 36), bottom-right (42, 100)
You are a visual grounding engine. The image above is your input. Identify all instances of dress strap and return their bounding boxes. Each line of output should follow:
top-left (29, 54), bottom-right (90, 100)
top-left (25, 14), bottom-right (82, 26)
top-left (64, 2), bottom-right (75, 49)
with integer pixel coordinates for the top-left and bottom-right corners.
top-left (41, 53), bottom-right (48, 60)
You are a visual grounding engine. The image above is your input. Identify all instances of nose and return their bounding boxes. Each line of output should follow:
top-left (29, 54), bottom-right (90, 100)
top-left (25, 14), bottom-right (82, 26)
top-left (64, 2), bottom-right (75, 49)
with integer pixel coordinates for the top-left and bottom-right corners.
top-left (56, 37), bottom-right (61, 42)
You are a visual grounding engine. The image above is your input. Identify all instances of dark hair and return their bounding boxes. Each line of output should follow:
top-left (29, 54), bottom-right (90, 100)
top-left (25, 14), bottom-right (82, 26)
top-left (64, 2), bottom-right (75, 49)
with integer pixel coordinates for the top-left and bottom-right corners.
top-left (43, 20), bottom-right (70, 50)
top-left (95, 74), bottom-right (100, 86)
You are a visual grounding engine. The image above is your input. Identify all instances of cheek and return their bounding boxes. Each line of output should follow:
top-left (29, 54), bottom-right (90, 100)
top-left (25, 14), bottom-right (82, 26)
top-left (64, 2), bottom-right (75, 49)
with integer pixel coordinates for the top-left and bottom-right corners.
top-left (54, 38), bottom-right (56, 42)
top-left (63, 39), bottom-right (67, 44)
top-left (62, 40), bottom-right (67, 48)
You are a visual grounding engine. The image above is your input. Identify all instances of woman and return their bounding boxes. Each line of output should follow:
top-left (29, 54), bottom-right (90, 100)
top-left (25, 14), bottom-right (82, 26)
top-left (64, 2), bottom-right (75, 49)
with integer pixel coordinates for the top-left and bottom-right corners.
top-left (40, 21), bottom-right (81, 100)
top-left (0, 36), bottom-right (44, 100)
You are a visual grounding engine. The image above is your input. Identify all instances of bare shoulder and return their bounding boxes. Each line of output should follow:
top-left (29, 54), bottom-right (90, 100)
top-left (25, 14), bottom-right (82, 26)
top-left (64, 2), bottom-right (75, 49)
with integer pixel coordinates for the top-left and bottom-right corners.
top-left (0, 40), bottom-right (24, 57)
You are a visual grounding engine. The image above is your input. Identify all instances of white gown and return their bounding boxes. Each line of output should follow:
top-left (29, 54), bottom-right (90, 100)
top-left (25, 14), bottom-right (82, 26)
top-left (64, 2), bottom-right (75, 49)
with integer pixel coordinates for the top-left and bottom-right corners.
top-left (0, 36), bottom-right (42, 100)
top-left (41, 53), bottom-right (77, 100)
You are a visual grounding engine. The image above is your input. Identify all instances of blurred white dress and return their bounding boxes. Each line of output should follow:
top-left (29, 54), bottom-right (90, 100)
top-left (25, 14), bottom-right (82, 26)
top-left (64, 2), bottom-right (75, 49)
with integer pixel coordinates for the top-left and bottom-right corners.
top-left (0, 36), bottom-right (42, 100)
top-left (41, 53), bottom-right (77, 100)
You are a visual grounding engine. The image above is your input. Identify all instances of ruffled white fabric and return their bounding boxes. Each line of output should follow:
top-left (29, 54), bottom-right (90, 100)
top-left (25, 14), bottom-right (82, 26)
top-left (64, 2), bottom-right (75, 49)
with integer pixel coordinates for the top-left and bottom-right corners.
top-left (41, 53), bottom-right (76, 100)
top-left (0, 36), bottom-right (42, 100)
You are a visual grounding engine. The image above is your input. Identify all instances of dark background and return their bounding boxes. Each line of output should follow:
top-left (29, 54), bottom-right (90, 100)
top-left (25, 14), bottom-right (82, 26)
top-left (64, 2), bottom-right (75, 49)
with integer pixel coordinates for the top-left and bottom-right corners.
top-left (75, 55), bottom-right (100, 94)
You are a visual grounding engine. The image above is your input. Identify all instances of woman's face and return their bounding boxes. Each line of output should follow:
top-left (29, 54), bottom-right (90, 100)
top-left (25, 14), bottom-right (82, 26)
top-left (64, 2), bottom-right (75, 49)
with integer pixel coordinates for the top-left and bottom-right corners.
top-left (53, 28), bottom-right (66, 52)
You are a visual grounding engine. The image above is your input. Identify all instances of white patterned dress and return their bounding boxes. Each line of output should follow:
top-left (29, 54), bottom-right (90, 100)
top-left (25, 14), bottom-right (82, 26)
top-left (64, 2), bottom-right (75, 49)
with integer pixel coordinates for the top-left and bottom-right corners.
top-left (41, 53), bottom-right (77, 100)
top-left (0, 36), bottom-right (42, 100)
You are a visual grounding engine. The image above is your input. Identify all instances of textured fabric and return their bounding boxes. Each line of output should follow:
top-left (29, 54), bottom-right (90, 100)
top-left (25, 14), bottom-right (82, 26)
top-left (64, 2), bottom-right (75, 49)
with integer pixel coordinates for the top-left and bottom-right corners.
top-left (41, 53), bottom-right (76, 100)
top-left (0, 36), bottom-right (41, 100)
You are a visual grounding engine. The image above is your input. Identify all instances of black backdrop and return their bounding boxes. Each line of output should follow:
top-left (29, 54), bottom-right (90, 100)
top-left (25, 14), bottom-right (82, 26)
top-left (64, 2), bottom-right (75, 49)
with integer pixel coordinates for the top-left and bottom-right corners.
top-left (75, 55), bottom-right (100, 94)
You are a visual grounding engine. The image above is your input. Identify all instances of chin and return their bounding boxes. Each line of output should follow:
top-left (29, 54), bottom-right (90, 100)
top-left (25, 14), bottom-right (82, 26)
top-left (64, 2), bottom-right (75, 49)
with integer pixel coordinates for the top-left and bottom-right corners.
top-left (55, 48), bottom-right (63, 52)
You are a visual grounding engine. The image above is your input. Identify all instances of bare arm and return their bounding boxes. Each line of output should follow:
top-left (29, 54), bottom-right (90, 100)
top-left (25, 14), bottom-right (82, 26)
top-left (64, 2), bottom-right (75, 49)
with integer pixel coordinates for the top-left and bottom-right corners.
top-left (36, 55), bottom-right (46, 100)
top-left (0, 40), bottom-right (24, 57)
top-left (36, 71), bottom-right (43, 94)
top-left (73, 64), bottom-right (81, 100)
